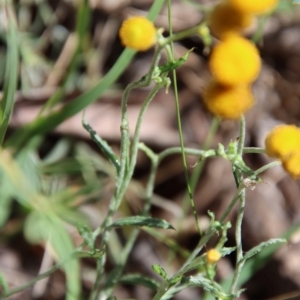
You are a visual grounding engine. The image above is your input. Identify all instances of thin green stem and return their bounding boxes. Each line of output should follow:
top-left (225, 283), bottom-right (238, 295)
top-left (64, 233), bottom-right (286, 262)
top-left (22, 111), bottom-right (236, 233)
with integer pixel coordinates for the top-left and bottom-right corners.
top-left (181, 117), bottom-right (219, 223)
top-left (230, 188), bottom-right (245, 294)
top-left (158, 147), bottom-right (207, 162)
top-left (219, 184), bottom-right (245, 224)
top-left (0, 246), bottom-right (85, 299)
top-left (254, 160), bottom-right (281, 176)
top-left (99, 146), bottom-right (159, 298)
top-left (237, 116), bottom-right (246, 156)
top-left (166, 0), bottom-right (201, 236)
top-left (243, 147), bottom-right (265, 154)
top-left (90, 82), bottom-right (165, 300)
top-left (230, 117), bottom-right (246, 293)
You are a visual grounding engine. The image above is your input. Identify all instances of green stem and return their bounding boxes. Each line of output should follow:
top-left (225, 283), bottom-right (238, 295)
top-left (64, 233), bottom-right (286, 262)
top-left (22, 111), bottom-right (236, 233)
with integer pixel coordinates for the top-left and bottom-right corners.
top-left (230, 117), bottom-right (246, 293)
top-left (90, 82), bottom-right (165, 300)
top-left (230, 189), bottom-right (245, 294)
top-left (181, 117), bottom-right (219, 224)
top-left (0, 246), bottom-right (85, 299)
top-left (166, 0), bottom-right (202, 236)
top-left (254, 160), bottom-right (281, 176)
top-left (243, 147), bottom-right (265, 154)
top-left (237, 116), bottom-right (245, 156)
top-left (99, 146), bottom-right (159, 298)
top-left (158, 147), bottom-right (207, 162)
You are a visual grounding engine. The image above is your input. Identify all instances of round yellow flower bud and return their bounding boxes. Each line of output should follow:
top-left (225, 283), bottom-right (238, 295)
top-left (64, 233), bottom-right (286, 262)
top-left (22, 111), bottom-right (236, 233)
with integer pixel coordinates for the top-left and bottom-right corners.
top-left (203, 81), bottom-right (254, 119)
top-left (209, 35), bottom-right (261, 86)
top-left (206, 249), bottom-right (221, 264)
top-left (209, 3), bottom-right (253, 38)
top-left (265, 125), bottom-right (300, 159)
top-left (119, 16), bottom-right (156, 51)
top-left (282, 152), bottom-right (300, 179)
top-left (228, 0), bottom-right (279, 15)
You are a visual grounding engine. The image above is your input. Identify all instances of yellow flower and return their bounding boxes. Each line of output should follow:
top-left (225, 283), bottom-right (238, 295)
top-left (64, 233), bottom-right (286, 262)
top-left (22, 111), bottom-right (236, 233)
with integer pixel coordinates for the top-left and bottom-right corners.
top-left (265, 125), bottom-right (300, 159)
top-left (203, 81), bottom-right (254, 119)
top-left (228, 0), bottom-right (279, 15)
top-left (209, 35), bottom-right (261, 86)
top-left (209, 3), bottom-right (253, 38)
top-left (282, 152), bottom-right (300, 179)
top-left (119, 16), bottom-right (156, 51)
top-left (206, 249), bottom-right (221, 264)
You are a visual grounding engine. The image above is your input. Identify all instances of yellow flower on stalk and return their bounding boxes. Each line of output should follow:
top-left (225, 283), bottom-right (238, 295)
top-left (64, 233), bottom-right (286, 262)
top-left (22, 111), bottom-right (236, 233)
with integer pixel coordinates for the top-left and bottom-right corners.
top-left (282, 152), bottom-right (300, 179)
top-left (206, 249), bottom-right (221, 264)
top-left (209, 34), bottom-right (261, 86)
top-left (119, 16), bottom-right (156, 51)
top-left (209, 2), bottom-right (253, 38)
top-left (203, 81), bottom-right (254, 119)
top-left (265, 125), bottom-right (300, 159)
top-left (228, 0), bottom-right (279, 15)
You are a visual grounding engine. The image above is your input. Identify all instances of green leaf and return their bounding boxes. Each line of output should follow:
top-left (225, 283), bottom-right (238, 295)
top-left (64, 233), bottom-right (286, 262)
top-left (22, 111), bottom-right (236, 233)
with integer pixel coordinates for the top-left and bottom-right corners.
top-left (0, 6), bottom-right (19, 146)
top-left (24, 212), bottom-right (50, 244)
top-left (0, 271), bottom-right (8, 294)
top-left (242, 238), bottom-right (286, 263)
top-left (152, 264), bottom-right (168, 279)
top-left (220, 247), bottom-right (236, 256)
top-left (168, 274), bottom-right (182, 287)
top-left (119, 274), bottom-right (159, 290)
top-left (158, 48), bottom-right (194, 74)
top-left (0, 171), bottom-right (14, 228)
top-left (183, 275), bottom-right (234, 300)
top-left (24, 212), bottom-right (81, 300)
top-left (108, 216), bottom-right (175, 230)
top-left (77, 223), bottom-right (95, 251)
top-left (82, 116), bottom-right (120, 173)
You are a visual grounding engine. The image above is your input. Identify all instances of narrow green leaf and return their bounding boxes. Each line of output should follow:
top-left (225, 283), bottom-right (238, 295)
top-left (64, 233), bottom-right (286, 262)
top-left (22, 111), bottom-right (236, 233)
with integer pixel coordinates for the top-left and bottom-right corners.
top-left (152, 264), bottom-right (168, 280)
top-left (220, 247), bottom-right (236, 256)
top-left (242, 238), bottom-right (286, 263)
top-left (82, 116), bottom-right (120, 173)
top-left (108, 216), bottom-right (175, 230)
top-left (119, 274), bottom-right (159, 290)
top-left (77, 223), bottom-right (95, 251)
top-left (0, 6), bottom-right (19, 145)
top-left (158, 48), bottom-right (194, 74)
top-left (183, 275), bottom-right (238, 299)
top-left (0, 271), bottom-right (9, 294)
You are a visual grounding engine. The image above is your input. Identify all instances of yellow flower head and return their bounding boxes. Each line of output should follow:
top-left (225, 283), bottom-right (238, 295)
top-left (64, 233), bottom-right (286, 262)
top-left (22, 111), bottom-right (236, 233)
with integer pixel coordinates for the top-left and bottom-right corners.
top-left (203, 81), bottom-right (254, 119)
top-left (228, 0), bottom-right (279, 15)
top-left (209, 35), bottom-right (261, 86)
top-left (282, 152), bottom-right (300, 179)
top-left (206, 249), bottom-right (221, 264)
top-left (265, 125), bottom-right (300, 159)
top-left (119, 16), bottom-right (156, 51)
top-left (209, 2), bottom-right (253, 38)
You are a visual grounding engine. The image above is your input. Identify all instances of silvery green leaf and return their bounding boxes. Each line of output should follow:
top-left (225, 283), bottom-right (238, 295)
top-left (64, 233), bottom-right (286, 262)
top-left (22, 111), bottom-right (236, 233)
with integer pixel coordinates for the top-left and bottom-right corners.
top-left (220, 247), bottom-right (236, 256)
top-left (108, 216), bottom-right (174, 230)
top-left (243, 238), bottom-right (286, 262)
top-left (119, 274), bottom-right (159, 290)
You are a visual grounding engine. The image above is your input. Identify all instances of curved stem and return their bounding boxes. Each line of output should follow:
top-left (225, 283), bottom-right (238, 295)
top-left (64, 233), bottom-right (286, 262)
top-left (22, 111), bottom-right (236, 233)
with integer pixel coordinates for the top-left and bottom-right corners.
top-left (99, 146), bottom-right (159, 298)
top-left (254, 160), bottom-right (281, 176)
top-left (230, 188), bottom-right (245, 294)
